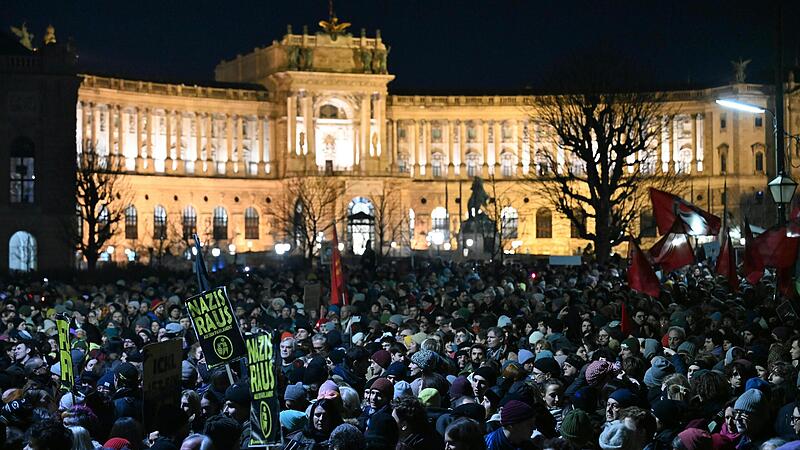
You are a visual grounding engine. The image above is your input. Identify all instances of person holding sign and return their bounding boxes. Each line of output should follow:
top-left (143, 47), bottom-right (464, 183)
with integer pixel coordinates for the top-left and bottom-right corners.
top-left (283, 398), bottom-right (344, 450)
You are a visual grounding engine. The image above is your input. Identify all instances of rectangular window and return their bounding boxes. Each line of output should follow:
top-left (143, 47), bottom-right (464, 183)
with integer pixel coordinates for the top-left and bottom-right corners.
top-left (9, 157), bottom-right (35, 204)
top-left (125, 219), bottom-right (138, 240)
top-left (640, 212), bottom-right (657, 237)
top-left (467, 162), bottom-right (478, 177)
top-left (720, 113), bottom-right (727, 130)
top-left (245, 216), bottom-right (259, 239)
top-left (432, 162), bottom-right (442, 178)
top-left (154, 216), bottom-right (167, 240)
top-left (755, 116), bottom-right (763, 128)
top-left (182, 217), bottom-right (196, 240)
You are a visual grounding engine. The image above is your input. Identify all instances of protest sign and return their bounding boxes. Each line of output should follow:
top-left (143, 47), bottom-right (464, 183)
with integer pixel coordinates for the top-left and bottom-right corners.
top-left (142, 339), bottom-right (182, 431)
top-left (55, 314), bottom-right (74, 391)
top-left (247, 332), bottom-right (280, 446)
top-left (303, 283), bottom-right (321, 317)
top-left (184, 286), bottom-right (246, 368)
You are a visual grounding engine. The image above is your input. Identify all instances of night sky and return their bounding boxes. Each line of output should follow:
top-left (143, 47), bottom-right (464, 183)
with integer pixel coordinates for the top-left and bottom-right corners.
top-left (4, 1), bottom-right (800, 93)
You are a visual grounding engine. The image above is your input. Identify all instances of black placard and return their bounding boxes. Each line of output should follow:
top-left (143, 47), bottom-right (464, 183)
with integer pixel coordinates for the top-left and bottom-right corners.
top-left (184, 286), bottom-right (246, 368)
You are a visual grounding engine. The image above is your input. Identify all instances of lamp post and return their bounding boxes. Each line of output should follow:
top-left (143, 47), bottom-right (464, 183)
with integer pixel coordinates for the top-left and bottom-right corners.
top-left (716, 99), bottom-right (798, 224)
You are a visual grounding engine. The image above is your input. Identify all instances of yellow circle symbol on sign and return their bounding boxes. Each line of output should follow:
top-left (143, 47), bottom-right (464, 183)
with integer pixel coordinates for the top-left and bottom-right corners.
top-left (212, 335), bottom-right (233, 360)
top-left (259, 401), bottom-right (272, 440)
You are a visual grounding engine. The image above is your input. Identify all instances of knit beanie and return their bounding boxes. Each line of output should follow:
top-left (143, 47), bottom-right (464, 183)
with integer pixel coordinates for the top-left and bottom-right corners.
top-left (500, 400), bottom-right (534, 426)
top-left (745, 377), bottom-right (771, 394)
top-left (585, 360), bottom-right (619, 386)
top-left (410, 350), bottom-right (437, 372)
top-left (535, 350), bottom-right (554, 361)
top-left (651, 399), bottom-right (682, 428)
top-left (449, 376), bottom-right (472, 400)
top-left (560, 409), bottom-right (594, 443)
top-left (677, 428), bottom-right (712, 450)
top-left (393, 381), bottom-right (412, 399)
top-left (280, 410), bottom-right (308, 434)
top-left (104, 438), bottom-right (132, 450)
top-left (284, 382), bottom-right (306, 402)
top-left (529, 331), bottom-right (545, 345)
top-left (643, 356), bottom-right (675, 388)
top-left (725, 346), bottom-right (744, 366)
top-left (734, 388), bottom-right (766, 414)
top-left (677, 341), bottom-right (697, 359)
top-left (621, 338), bottom-right (640, 355)
top-left (473, 366), bottom-right (498, 386)
top-left (643, 339), bottom-right (662, 360)
top-left (609, 388), bottom-right (637, 408)
top-left (224, 383), bottom-right (250, 406)
top-left (386, 361), bottom-right (407, 378)
top-left (370, 377), bottom-right (394, 400)
top-left (371, 350), bottom-right (391, 369)
top-left (318, 380), bottom-right (340, 400)
top-left (517, 349), bottom-right (535, 365)
top-left (418, 387), bottom-right (441, 408)
top-left (599, 421), bottom-right (632, 450)
top-left (533, 357), bottom-right (560, 376)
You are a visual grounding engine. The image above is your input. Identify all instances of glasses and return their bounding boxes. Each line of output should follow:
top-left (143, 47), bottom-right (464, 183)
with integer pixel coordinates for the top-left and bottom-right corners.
top-left (791, 416), bottom-right (800, 425)
top-left (734, 410), bottom-right (750, 419)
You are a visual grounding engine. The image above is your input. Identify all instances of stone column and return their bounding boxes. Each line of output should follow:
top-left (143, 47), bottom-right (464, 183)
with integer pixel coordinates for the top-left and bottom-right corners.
top-left (360, 94), bottom-right (370, 169)
top-left (660, 115), bottom-right (670, 174)
top-left (195, 114), bottom-right (205, 173)
top-left (135, 108), bottom-right (144, 171)
top-left (695, 113), bottom-right (704, 172)
top-left (165, 110), bottom-right (174, 172)
top-left (206, 114), bottom-right (215, 173)
top-left (105, 107), bottom-right (113, 160)
top-left (145, 108), bottom-right (154, 173)
top-left (89, 103), bottom-right (97, 154)
top-left (410, 120), bottom-right (418, 176)
top-left (446, 120), bottom-right (454, 175)
top-left (119, 107), bottom-right (128, 168)
top-left (481, 120), bottom-right (489, 177)
top-left (492, 120), bottom-right (501, 174)
top-left (672, 116), bottom-right (679, 173)
top-left (421, 120), bottom-right (430, 176)
top-left (459, 121), bottom-right (467, 177)
top-left (390, 120), bottom-right (398, 170)
top-left (287, 94), bottom-right (297, 156)
top-left (222, 114), bottom-right (232, 174)
top-left (175, 111), bottom-right (185, 174)
top-left (236, 115), bottom-right (245, 174)
top-left (267, 117), bottom-right (276, 174)
top-left (377, 94), bottom-right (385, 157)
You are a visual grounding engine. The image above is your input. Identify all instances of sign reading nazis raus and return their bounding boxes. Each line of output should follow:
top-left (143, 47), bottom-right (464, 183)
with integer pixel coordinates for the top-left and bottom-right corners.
top-left (184, 286), bottom-right (246, 368)
top-left (247, 332), bottom-right (280, 446)
top-left (55, 314), bottom-right (74, 391)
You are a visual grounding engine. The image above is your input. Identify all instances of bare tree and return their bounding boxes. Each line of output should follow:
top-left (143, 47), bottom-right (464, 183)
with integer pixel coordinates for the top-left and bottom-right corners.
top-left (527, 90), bottom-right (681, 263)
top-left (72, 150), bottom-right (130, 271)
top-left (271, 175), bottom-right (346, 265)
top-left (370, 183), bottom-right (406, 262)
top-left (484, 175), bottom-right (520, 263)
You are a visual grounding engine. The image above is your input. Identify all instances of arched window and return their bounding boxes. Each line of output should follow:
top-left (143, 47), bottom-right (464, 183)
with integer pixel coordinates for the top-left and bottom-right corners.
top-left (535, 150), bottom-right (551, 176)
top-left (535, 208), bottom-right (552, 239)
top-left (8, 231), bottom-right (36, 271)
top-left (245, 207), bottom-right (259, 239)
top-left (640, 211), bottom-right (657, 237)
top-left (9, 136), bottom-right (35, 204)
top-left (347, 197), bottom-right (375, 255)
top-left (676, 148), bottom-right (692, 174)
top-left (569, 151), bottom-right (586, 175)
top-left (466, 153), bottom-right (480, 177)
top-left (429, 206), bottom-right (449, 244)
top-left (125, 205), bottom-right (138, 239)
top-left (720, 152), bottom-right (727, 174)
top-left (153, 205), bottom-right (167, 240)
top-left (182, 206), bottom-right (197, 240)
top-left (501, 153), bottom-right (515, 177)
top-left (755, 151), bottom-right (764, 173)
top-left (431, 152), bottom-right (444, 178)
top-left (501, 206), bottom-right (518, 238)
top-left (213, 206), bottom-right (228, 240)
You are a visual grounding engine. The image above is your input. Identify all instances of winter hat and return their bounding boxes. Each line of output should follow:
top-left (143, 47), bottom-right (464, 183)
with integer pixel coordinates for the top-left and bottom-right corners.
top-left (280, 409), bottom-right (307, 433)
top-left (644, 356), bottom-right (675, 388)
top-left (643, 339), bottom-right (662, 360)
top-left (734, 388), bottom-right (767, 414)
top-left (393, 380), bottom-right (412, 399)
top-left (371, 350), bottom-right (391, 369)
top-left (517, 349), bottom-right (535, 365)
top-left (609, 388), bottom-right (637, 408)
top-left (59, 392), bottom-right (85, 410)
top-left (181, 360), bottom-right (196, 382)
top-left (104, 438), bottom-right (133, 450)
top-left (225, 383), bottom-right (251, 406)
top-left (318, 380), bottom-right (340, 400)
top-left (598, 421), bottom-right (632, 450)
top-left (529, 331), bottom-right (545, 345)
top-left (370, 377), bottom-right (394, 399)
top-left (500, 400), bottom-right (534, 426)
top-left (284, 382), bottom-right (306, 402)
top-left (677, 428), bottom-right (712, 450)
top-left (473, 366), bottom-right (498, 386)
top-left (351, 332), bottom-right (365, 345)
top-left (745, 377), bottom-right (771, 394)
top-left (115, 362), bottom-right (139, 385)
top-left (677, 342), bottom-right (697, 359)
top-left (725, 346), bottom-right (744, 366)
top-left (560, 409), bottom-right (594, 443)
top-left (410, 350), bottom-right (437, 372)
top-left (621, 338), bottom-right (640, 355)
top-left (585, 360), bottom-right (620, 386)
top-left (418, 387), bottom-right (441, 408)
top-left (386, 361), bottom-right (407, 378)
top-left (497, 315), bottom-right (512, 328)
top-left (652, 399), bottom-right (682, 428)
top-left (449, 376), bottom-right (472, 400)
top-left (533, 357), bottom-right (560, 376)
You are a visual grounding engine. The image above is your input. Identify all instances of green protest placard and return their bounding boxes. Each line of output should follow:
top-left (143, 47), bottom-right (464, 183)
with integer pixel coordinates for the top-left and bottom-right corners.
top-left (184, 286), bottom-right (246, 368)
top-left (142, 339), bottom-right (183, 432)
top-left (246, 332), bottom-right (280, 446)
top-left (55, 315), bottom-right (74, 391)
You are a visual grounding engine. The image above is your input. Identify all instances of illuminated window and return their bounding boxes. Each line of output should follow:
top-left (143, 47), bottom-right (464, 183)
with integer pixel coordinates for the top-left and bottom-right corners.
top-left (8, 231), bottom-right (36, 272)
top-left (501, 153), bottom-right (514, 177)
top-left (245, 207), bottom-right (259, 239)
top-left (536, 208), bottom-right (552, 239)
top-left (429, 206), bottom-right (449, 243)
top-left (125, 205), bottom-right (138, 239)
top-left (431, 152), bottom-right (443, 178)
top-left (466, 153), bottom-right (480, 177)
top-left (9, 136), bottom-right (35, 204)
top-left (213, 206), bottom-right (228, 240)
top-left (182, 206), bottom-right (197, 240)
top-left (501, 206), bottom-right (518, 238)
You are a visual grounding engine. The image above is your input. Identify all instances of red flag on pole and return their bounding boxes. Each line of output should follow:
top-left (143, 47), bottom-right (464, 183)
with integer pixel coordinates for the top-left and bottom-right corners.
top-left (620, 302), bottom-right (633, 336)
top-left (650, 188), bottom-right (721, 236)
top-left (716, 230), bottom-right (739, 291)
top-left (648, 224), bottom-right (695, 272)
top-left (743, 219), bottom-right (764, 284)
top-left (330, 224), bottom-right (348, 306)
top-left (627, 238), bottom-right (661, 298)
top-left (754, 226), bottom-right (799, 269)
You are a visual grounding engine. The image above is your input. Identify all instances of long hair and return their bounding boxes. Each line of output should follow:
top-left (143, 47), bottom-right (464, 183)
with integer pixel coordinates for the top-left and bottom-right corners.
top-left (444, 418), bottom-right (487, 450)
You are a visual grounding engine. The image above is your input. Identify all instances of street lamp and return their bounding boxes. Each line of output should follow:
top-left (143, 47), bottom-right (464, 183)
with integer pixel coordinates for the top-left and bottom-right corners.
top-left (716, 98), bottom-right (797, 224)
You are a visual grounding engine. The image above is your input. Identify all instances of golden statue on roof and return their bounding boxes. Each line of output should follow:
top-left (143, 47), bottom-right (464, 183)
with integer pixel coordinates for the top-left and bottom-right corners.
top-left (318, 0), bottom-right (350, 40)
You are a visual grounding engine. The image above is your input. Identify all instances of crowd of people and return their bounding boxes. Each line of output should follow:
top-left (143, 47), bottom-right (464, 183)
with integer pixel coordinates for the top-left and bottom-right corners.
top-left (4, 254), bottom-right (800, 450)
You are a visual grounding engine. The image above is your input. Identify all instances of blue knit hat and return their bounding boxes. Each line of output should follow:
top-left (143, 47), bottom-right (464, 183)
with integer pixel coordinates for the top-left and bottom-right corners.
top-left (734, 388), bottom-right (766, 414)
top-left (609, 388), bottom-right (637, 408)
top-left (643, 356), bottom-right (675, 388)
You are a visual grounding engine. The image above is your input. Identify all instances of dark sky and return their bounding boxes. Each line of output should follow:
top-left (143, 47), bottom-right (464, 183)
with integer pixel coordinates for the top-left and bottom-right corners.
top-left (4, 0), bottom-right (800, 93)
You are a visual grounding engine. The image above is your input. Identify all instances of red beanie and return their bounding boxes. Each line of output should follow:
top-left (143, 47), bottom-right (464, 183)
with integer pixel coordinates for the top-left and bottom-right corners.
top-left (500, 400), bottom-right (534, 426)
top-left (104, 438), bottom-right (132, 450)
top-left (370, 377), bottom-right (394, 399)
top-left (371, 350), bottom-right (391, 369)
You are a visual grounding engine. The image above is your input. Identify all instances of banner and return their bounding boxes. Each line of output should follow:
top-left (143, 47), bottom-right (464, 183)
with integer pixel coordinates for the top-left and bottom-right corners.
top-left (142, 339), bottom-right (182, 432)
top-left (184, 286), bottom-right (246, 368)
top-left (247, 332), bottom-right (280, 446)
top-left (55, 314), bottom-right (74, 391)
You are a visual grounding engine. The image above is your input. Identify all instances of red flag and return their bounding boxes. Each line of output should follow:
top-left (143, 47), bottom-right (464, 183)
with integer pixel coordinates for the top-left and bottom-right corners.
top-left (754, 226), bottom-right (799, 269)
top-left (648, 225), bottom-right (695, 272)
top-left (627, 238), bottom-right (661, 298)
top-left (620, 302), bottom-right (632, 336)
top-left (743, 219), bottom-right (764, 284)
top-left (716, 231), bottom-right (739, 291)
top-left (650, 188), bottom-right (721, 236)
top-left (330, 224), bottom-right (348, 306)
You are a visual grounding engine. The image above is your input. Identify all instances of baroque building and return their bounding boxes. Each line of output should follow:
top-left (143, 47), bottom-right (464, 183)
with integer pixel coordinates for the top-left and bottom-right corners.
top-left (4, 22), bottom-right (800, 270)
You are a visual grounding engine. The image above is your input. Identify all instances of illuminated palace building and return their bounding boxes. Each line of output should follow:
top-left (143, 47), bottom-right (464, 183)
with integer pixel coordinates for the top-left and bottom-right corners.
top-left (3, 21), bottom-right (800, 270)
